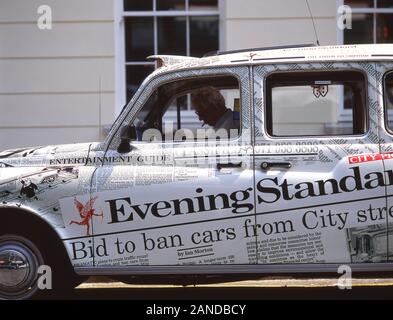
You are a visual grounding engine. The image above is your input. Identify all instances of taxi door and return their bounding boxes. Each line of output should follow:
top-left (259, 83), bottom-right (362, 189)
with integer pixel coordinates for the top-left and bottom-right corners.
top-left (252, 62), bottom-right (387, 267)
top-left (88, 67), bottom-right (258, 270)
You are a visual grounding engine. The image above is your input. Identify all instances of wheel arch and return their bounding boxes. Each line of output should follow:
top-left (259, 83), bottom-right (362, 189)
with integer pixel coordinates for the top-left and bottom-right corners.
top-left (0, 205), bottom-right (73, 268)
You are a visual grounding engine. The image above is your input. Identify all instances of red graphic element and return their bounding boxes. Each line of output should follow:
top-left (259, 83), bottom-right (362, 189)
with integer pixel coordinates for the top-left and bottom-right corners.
top-left (348, 152), bottom-right (393, 164)
top-left (69, 196), bottom-right (103, 236)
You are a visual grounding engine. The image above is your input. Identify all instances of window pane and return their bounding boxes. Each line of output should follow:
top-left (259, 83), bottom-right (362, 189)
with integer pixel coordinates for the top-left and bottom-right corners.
top-left (266, 72), bottom-right (367, 136)
top-left (344, 0), bottom-right (373, 8)
top-left (344, 86), bottom-right (356, 109)
top-left (163, 87), bottom-right (240, 137)
top-left (189, 0), bottom-right (218, 11)
top-left (378, 0), bottom-right (393, 8)
top-left (190, 16), bottom-right (219, 57)
top-left (377, 14), bottom-right (393, 43)
top-left (158, 17), bottom-right (186, 55)
top-left (126, 65), bottom-right (155, 102)
top-left (133, 76), bottom-right (241, 141)
top-left (165, 95), bottom-right (188, 111)
top-left (124, 0), bottom-right (153, 11)
top-left (156, 0), bottom-right (185, 10)
top-left (385, 72), bottom-right (393, 131)
top-left (344, 14), bottom-right (373, 44)
top-left (125, 18), bottom-right (154, 61)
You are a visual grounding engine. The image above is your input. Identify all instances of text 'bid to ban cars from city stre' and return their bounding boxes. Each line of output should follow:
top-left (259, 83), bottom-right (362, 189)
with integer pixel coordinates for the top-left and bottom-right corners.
top-left (2, 44), bottom-right (393, 299)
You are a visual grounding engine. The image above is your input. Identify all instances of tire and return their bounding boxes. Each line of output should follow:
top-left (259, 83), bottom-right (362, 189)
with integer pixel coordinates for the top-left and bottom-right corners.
top-left (0, 232), bottom-right (87, 300)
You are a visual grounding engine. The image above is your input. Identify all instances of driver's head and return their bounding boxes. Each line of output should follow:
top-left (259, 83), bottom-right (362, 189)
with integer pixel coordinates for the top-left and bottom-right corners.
top-left (191, 87), bottom-right (227, 126)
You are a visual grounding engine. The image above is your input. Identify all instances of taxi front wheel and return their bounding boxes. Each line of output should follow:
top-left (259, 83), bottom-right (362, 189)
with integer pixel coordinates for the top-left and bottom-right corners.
top-left (0, 234), bottom-right (44, 299)
top-left (0, 233), bottom-right (85, 300)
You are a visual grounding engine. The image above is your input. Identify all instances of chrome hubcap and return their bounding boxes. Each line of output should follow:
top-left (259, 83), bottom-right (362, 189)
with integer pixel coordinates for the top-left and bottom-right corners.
top-left (0, 249), bottom-right (30, 287)
top-left (0, 236), bottom-right (41, 299)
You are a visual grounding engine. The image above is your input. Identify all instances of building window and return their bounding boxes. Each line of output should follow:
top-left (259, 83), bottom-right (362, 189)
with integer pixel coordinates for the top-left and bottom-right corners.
top-left (344, 0), bottom-right (393, 44)
top-left (122, 0), bottom-right (219, 104)
top-left (338, 1), bottom-right (393, 120)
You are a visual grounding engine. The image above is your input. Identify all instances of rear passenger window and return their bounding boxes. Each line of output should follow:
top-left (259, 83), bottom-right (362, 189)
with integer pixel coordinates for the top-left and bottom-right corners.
top-left (265, 71), bottom-right (367, 137)
top-left (385, 72), bottom-right (393, 132)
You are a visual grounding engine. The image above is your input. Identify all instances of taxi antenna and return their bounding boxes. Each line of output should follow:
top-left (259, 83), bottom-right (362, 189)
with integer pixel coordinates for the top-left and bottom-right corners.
top-left (98, 76), bottom-right (102, 141)
top-left (305, 0), bottom-right (320, 46)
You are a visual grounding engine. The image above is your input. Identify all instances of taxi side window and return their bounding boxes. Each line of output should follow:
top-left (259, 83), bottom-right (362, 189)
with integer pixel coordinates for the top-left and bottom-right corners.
top-left (385, 72), bottom-right (393, 132)
top-left (265, 71), bottom-right (367, 137)
top-left (133, 75), bottom-right (241, 142)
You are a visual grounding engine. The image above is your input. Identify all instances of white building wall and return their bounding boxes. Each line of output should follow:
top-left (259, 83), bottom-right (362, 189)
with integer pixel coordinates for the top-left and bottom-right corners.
top-left (0, 0), bottom-right (341, 150)
top-left (0, 0), bottom-right (116, 150)
top-left (220, 0), bottom-right (338, 50)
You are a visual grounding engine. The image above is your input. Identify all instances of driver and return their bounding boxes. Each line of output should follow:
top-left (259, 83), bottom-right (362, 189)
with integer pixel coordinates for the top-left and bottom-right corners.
top-left (191, 86), bottom-right (239, 132)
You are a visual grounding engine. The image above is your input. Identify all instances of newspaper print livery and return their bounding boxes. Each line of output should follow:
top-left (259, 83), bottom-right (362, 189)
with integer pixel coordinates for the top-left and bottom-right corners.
top-left (61, 66), bottom-right (254, 267)
top-left (253, 62), bottom-right (390, 264)
top-left (1, 45), bottom-right (393, 270)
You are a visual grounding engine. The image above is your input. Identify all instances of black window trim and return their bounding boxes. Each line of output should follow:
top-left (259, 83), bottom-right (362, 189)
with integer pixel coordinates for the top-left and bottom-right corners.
top-left (383, 70), bottom-right (393, 136)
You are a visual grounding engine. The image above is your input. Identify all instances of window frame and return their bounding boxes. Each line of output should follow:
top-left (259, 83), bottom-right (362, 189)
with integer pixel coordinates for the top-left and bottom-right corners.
top-left (339, 0), bottom-right (393, 45)
top-left (383, 70), bottom-right (393, 135)
top-left (115, 0), bottom-right (220, 115)
top-left (106, 67), bottom-right (248, 152)
top-left (263, 69), bottom-right (369, 139)
top-left (337, 0), bottom-right (393, 120)
top-left (136, 74), bottom-right (243, 142)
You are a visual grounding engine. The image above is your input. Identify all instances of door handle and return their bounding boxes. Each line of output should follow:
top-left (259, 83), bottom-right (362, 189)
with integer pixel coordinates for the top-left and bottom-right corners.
top-left (261, 161), bottom-right (292, 170)
top-left (217, 162), bottom-right (243, 171)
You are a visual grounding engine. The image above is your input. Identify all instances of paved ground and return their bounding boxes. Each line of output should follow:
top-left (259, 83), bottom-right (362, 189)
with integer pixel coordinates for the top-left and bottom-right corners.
top-left (49, 277), bottom-right (393, 300)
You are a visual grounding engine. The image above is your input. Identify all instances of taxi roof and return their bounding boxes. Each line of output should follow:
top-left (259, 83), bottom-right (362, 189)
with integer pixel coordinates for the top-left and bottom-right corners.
top-left (149, 44), bottom-right (393, 72)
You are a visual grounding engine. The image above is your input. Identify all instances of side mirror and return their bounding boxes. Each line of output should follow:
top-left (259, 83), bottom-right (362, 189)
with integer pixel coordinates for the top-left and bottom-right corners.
top-left (117, 125), bottom-right (137, 153)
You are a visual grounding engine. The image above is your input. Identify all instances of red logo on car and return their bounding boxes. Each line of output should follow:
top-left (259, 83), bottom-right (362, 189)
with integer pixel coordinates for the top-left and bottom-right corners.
top-left (69, 196), bottom-right (103, 236)
top-left (348, 152), bottom-right (393, 164)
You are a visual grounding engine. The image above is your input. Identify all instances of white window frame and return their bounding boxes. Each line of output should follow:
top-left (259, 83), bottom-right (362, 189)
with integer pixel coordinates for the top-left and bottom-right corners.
top-left (114, 0), bottom-right (220, 116)
top-left (337, 0), bottom-right (393, 121)
top-left (338, 0), bottom-right (393, 46)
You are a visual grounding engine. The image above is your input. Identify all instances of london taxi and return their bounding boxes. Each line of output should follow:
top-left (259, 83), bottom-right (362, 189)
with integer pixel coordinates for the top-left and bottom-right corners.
top-left (1, 44), bottom-right (393, 299)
